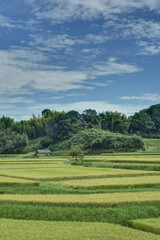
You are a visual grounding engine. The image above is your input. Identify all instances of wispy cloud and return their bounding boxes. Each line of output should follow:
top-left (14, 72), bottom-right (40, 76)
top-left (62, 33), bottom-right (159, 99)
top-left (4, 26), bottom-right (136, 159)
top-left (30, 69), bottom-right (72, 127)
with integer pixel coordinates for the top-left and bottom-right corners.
top-left (0, 47), bottom-right (142, 96)
top-left (137, 41), bottom-right (160, 55)
top-left (0, 14), bottom-right (17, 28)
top-left (26, 0), bottom-right (160, 23)
top-left (120, 93), bottom-right (160, 101)
top-left (89, 58), bottom-right (142, 77)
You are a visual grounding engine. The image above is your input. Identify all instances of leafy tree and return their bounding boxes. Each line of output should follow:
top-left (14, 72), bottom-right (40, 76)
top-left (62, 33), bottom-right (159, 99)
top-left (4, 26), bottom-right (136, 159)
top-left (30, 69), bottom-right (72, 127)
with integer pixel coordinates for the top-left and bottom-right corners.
top-left (69, 145), bottom-right (84, 162)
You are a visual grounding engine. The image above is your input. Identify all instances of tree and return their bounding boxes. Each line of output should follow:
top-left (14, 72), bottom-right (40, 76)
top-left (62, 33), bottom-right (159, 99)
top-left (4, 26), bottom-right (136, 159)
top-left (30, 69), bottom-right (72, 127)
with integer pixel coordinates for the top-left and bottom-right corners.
top-left (69, 145), bottom-right (84, 162)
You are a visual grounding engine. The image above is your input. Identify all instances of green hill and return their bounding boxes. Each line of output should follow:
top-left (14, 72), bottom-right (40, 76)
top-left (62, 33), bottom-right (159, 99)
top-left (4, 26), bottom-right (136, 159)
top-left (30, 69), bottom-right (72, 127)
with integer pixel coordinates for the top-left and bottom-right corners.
top-left (52, 129), bottom-right (144, 153)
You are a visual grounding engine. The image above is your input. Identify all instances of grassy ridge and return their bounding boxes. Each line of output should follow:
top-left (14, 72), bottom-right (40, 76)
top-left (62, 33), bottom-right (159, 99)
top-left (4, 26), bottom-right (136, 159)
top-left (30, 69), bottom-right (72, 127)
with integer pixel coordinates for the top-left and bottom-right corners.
top-left (0, 219), bottom-right (159, 240)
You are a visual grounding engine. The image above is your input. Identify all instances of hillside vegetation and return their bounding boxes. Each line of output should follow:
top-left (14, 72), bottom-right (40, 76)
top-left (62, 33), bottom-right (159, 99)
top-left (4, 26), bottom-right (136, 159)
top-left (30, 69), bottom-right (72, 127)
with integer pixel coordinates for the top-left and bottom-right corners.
top-left (53, 129), bottom-right (144, 153)
top-left (0, 103), bottom-right (159, 153)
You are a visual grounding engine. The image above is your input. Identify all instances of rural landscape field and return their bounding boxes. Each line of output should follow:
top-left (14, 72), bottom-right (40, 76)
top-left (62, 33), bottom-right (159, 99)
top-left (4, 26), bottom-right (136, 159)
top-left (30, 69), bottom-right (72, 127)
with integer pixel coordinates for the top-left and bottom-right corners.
top-left (1, 144), bottom-right (160, 239)
top-left (1, 0), bottom-right (160, 239)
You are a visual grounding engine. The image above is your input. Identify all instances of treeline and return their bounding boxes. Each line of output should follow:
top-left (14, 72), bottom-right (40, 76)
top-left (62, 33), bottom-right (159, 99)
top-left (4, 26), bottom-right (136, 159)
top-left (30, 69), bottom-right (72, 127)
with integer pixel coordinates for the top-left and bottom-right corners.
top-left (0, 104), bottom-right (159, 153)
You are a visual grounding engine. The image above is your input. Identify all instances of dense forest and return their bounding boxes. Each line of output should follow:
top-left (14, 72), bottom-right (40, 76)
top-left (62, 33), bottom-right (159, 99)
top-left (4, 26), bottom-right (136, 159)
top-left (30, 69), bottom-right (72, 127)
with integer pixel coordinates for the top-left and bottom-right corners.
top-left (0, 104), bottom-right (159, 154)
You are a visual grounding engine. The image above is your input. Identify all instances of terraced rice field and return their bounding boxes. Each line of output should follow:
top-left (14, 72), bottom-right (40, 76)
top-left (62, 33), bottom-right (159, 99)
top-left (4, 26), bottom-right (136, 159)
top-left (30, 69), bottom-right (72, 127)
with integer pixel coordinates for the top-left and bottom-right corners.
top-left (0, 219), bottom-right (159, 240)
top-left (57, 175), bottom-right (160, 189)
top-left (1, 191), bottom-right (160, 206)
top-left (0, 152), bottom-right (160, 239)
top-left (0, 166), bottom-right (158, 180)
top-left (0, 176), bottom-right (39, 186)
top-left (130, 218), bottom-right (160, 234)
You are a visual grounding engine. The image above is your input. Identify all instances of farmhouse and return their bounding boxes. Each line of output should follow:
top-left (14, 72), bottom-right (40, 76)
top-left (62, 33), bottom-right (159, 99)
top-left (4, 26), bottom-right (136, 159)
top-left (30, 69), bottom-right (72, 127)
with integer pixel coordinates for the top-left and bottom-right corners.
top-left (36, 149), bottom-right (51, 156)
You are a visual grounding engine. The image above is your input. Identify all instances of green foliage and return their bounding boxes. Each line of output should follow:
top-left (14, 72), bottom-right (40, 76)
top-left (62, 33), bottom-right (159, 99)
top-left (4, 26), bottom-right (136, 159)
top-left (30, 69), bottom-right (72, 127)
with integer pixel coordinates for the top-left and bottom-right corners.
top-left (57, 129), bottom-right (144, 152)
top-left (0, 103), bottom-right (159, 153)
top-left (130, 104), bottom-right (160, 138)
top-left (0, 131), bottom-right (29, 154)
top-left (69, 145), bottom-right (84, 161)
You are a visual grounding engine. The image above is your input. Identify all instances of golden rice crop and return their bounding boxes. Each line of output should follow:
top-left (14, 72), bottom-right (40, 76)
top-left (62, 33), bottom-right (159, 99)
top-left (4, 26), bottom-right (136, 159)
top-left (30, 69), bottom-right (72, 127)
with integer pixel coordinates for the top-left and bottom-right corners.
top-left (130, 218), bottom-right (160, 235)
top-left (57, 175), bottom-right (160, 189)
top-left (0, 191), bottom-right (160, 206)
top-left (0, 163), bottom-right (68, 169)
top-left (0, 176), bottom-right (40, 186)
top-left (0, 167), bottom-right (158, 180)
top-left (85, 155), bottom-right (160, 163)
top-left (0, 219), bottom-right (159, 240)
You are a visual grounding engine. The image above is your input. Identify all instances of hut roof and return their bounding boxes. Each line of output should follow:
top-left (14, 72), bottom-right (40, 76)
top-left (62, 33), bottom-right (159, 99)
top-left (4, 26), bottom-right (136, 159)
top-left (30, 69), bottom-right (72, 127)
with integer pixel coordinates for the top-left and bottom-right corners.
top-left (37, 150), bottom-right (51, 154)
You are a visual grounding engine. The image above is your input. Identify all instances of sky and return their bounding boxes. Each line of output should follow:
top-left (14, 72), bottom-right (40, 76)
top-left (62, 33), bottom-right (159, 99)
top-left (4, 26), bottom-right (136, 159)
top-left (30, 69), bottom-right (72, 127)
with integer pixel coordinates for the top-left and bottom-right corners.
top-left (0, 0), bottom-right (160, 120)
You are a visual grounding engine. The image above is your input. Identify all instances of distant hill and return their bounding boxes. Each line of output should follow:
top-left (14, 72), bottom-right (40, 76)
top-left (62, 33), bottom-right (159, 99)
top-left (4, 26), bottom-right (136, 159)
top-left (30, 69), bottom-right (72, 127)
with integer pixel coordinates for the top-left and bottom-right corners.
top-left (129, 104), bottom-right (160, 138)
top-left (51, 129), bottom-right (144, 153)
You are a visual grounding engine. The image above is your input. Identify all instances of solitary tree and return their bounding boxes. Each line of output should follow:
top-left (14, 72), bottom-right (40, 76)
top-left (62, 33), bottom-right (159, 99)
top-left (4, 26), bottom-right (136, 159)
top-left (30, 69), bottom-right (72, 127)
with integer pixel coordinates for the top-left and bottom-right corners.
top-left (69, 145), bottom-right (84, 162)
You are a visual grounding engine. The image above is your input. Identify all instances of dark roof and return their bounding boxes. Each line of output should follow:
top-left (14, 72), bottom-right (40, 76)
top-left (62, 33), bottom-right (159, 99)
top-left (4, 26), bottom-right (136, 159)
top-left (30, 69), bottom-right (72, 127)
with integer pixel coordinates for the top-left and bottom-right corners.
top-left (37, 150), bottom-right (51, 154)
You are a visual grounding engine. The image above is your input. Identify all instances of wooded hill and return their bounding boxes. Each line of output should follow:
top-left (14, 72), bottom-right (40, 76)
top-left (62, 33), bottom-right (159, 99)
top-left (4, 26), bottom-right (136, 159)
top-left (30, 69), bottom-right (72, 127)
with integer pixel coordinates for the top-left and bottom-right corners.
top-left (0, 103), bottom-right (159, 154)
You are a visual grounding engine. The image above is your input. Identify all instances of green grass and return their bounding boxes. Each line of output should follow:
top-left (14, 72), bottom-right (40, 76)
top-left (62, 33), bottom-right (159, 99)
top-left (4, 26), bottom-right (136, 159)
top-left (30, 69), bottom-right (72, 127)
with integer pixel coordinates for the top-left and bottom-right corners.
top-left (130, 218), bottom-right (160, 235)
top-left (0, 203), bottom-right (160, 225)
top-left (144, 139), bottom-right (160, 151)
top-left (0, 219), bottom-right (160, 240)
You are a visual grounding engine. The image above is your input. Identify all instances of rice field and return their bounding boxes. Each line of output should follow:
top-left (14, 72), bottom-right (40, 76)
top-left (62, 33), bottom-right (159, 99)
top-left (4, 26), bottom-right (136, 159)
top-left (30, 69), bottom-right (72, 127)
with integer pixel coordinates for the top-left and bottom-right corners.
top-left (130, 218), bottom-right (160, 235)
top-left (0, 166), bottom-right (158, 180)
top-left (1, 151), bottom-right (160, 239)
top-left (0, 219), bottom-right (159, 240)
top-left (0, 176), bottom-right (40, 186)
top-left (1, 191), bottom-right (160, 206)
top-left (57, 175), bottom-right (160, 189)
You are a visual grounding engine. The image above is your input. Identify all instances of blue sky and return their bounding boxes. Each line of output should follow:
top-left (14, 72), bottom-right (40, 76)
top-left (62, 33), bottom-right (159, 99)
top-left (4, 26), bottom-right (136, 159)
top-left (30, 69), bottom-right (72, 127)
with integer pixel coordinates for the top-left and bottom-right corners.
top-left (0, 0), bottom-right (160, 120)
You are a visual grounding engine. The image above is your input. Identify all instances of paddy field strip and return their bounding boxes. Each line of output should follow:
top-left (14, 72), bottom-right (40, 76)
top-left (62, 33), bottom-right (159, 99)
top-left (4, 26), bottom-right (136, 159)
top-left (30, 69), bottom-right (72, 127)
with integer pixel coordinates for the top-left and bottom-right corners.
top-left (1, 191), bottom-right (160, 206)
top-left (130, 218), bottom-right (160, 235)
top-left (0, 175), bottom-right (40, 186)
top-left (1, 219), bottom-right (159, 240)
top-left (0, 166), bottom-right (159, 180)
top-left (56, 175), bottom-right (160, 189)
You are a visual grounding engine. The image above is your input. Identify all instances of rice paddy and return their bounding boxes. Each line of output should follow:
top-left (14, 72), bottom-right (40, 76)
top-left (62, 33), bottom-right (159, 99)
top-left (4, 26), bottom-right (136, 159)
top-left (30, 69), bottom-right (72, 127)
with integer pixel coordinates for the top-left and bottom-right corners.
top-left (1, 191), bottom-right (160, 206)
top-left (1, 219), bottom-right (159, 240)
top-left (0, 166), bottom-right (158, 180)
top-left (0, 151), bottom-right (160, 239)
top-left (57, 175), bottom-right (160, 189)
top-left (0, 176), bottom-right (40, 186)
top-left (130, 218), bottom-right (160, 235)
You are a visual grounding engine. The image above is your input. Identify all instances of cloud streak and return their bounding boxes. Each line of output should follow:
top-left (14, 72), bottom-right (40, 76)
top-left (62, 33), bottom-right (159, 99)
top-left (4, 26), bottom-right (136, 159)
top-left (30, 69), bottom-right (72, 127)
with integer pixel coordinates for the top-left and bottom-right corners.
top-left (120, 93), bottom-right (160, 101)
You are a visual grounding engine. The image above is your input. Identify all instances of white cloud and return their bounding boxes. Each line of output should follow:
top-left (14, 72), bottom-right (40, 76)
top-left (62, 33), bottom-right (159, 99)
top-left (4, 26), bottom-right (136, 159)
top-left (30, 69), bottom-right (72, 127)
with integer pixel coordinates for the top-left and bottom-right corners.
top-left (137, 41), bottom-right (160, 55)
top-left (90, 58), bottom-right (142, 77)
top-left (0, 14), bottom-right (16, 28)
top-left (120, 93), bottom-right (160, 101)
top-left (2, 101), bottom-right (147, 119)
top-left (26, 0), bottom-right (160, 23)
top-left (0, 48), bottom-right (142, 96)
top-left (29, 33), bottom-right (110, 52)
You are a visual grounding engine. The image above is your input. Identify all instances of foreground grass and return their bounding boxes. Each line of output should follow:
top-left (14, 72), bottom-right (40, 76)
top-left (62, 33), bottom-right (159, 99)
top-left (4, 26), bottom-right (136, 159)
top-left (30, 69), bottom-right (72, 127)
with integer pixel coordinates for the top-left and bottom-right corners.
top-left (130, 218), bottom-right (160, 235)
top-left (0, 219), bottom-right (159, 240)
